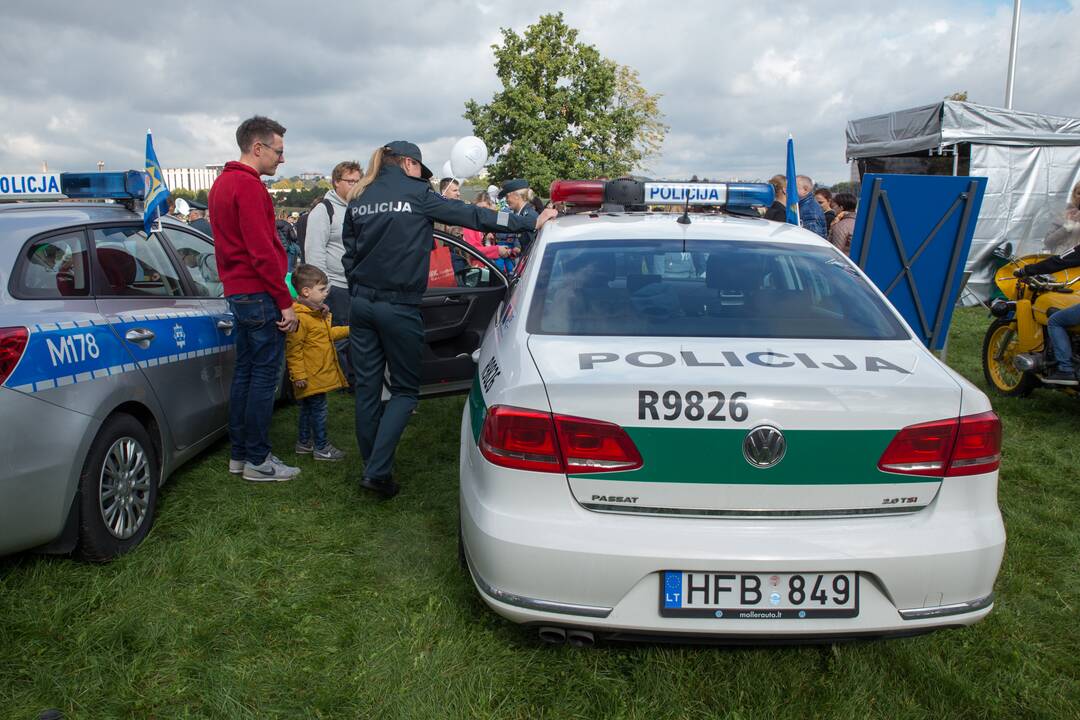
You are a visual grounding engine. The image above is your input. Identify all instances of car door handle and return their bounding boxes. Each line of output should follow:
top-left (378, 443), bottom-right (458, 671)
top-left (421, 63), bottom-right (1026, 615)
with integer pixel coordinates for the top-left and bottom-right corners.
top-left (124, 328), bottom-right (155, 348)
top-left (216, 319), bottom-right (235, 335)
top-left (443, 296), bottom-right (466, 305)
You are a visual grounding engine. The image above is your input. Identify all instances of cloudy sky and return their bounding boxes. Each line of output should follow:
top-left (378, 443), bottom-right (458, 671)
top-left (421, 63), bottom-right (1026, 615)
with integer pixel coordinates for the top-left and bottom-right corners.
top-left (2, 0), bottom-right (1077, 186)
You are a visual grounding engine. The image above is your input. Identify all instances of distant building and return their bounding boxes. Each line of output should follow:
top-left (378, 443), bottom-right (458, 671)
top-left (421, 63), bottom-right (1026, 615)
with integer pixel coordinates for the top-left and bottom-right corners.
top-left (297, 171), bottom-right (327, 181)
top-left (164, 164), bottom-right (224, 192)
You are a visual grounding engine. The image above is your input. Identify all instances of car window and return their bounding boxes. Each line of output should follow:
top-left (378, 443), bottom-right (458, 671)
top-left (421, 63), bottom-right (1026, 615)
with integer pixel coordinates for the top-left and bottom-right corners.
top-left (426, 236), bottom-right (503, 291)
top-left (13, 230), bottom-right (91, 298)
top-left (92, 226), bottom-right (183, 297)
top-left (527, 239), bottom-right (909, 340)
top-left (161, 227), bottom-right (223, 297)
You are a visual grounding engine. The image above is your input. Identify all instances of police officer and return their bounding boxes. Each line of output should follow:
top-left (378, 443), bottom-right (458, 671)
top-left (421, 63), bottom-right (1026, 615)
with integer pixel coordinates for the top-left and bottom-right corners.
top-left (342, 141), bottom-right (557, 498)
top-left (496, 178), bottom-right (541, 255)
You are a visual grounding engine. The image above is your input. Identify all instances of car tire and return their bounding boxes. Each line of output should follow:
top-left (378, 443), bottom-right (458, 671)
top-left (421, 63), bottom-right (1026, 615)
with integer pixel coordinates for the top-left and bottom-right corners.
top-left (74, 413), bottom-right (160, 562)
top-left (982, 318), bottom-right (1039, 397)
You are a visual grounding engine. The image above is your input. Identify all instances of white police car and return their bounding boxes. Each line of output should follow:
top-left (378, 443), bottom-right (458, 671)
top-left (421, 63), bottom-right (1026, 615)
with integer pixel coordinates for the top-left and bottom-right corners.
top-left (0, 171), bottom-right (234, 561)
top-left (459, 179), bottom-right (1005, 644)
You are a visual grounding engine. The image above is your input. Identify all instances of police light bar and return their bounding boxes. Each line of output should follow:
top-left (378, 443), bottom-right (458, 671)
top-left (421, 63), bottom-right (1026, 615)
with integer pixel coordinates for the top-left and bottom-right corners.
top-left (61, 171), bottom-right (146, 200)
top-left (0, 171), bottom-right (146, 201)
top-left (549, 178), bottom-right (774, 210)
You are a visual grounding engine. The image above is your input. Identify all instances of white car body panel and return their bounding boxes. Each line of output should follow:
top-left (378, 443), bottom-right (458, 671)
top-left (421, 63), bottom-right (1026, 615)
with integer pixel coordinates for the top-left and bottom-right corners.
top-left (460, 211), bottom-right (1006, 640)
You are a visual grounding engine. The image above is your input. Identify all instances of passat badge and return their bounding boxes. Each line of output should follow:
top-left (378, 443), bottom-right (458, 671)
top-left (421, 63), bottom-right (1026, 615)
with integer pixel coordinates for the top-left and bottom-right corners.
top-left (743, 426), bottom-right (786, 468)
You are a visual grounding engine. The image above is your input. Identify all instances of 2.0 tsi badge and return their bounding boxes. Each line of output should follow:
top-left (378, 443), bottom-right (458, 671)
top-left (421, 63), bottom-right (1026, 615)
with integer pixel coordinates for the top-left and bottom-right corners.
top-left (742, 426), bottom-right (786, 468)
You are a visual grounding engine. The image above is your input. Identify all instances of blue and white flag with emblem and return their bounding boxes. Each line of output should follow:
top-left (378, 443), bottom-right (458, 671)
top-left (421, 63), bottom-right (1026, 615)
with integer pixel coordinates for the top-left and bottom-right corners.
top-left (785, 135), bottom-right (800, 226)
top-left (144, 130), bottom-right (169, 234)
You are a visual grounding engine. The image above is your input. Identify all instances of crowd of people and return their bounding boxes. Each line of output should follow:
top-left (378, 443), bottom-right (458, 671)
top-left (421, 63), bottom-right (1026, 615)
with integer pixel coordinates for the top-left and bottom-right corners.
top-left (206, 116), bottom-right (554, 493)
top-left (765, 174), bottom-right (858, 254)
top-left (185, 114), bottom-right (957, 496)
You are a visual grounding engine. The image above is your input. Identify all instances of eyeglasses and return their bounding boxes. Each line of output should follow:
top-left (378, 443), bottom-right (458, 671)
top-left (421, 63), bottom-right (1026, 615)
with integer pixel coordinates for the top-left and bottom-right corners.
top-left (258, 142), bottom-right (285, 157)
top-left (339, 178), bottom-right (360, 185)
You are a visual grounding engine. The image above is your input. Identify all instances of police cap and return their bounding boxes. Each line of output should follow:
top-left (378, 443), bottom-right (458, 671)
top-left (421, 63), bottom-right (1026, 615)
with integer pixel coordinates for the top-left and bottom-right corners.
top-left (384, 140), bottom-right (433, 180)
top-left (498, 178), bottom-right (529, 198)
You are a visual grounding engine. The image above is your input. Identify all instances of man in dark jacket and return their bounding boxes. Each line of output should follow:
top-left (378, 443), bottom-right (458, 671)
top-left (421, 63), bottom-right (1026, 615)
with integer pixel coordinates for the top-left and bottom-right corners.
top-left (342, 141), bottom-right (555, 498)
top-left (1014, 243), bottom-right (1080, 384)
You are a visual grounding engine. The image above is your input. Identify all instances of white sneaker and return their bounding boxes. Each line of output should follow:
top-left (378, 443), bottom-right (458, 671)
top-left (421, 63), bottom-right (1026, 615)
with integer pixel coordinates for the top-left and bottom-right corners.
top-left (242, 454), bottom-right (301, 482)
top-left (229, 459), bottom-right (245, 475)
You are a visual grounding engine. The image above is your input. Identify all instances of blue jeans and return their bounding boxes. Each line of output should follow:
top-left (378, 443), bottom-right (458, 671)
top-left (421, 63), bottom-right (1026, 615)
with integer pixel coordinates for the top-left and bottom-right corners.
top-left (227, 293), bottom-right (284, 465)
top-left (1047, 303), bottom-right (1080, 373)
top-left (298, 393), bottom-right (329, 449)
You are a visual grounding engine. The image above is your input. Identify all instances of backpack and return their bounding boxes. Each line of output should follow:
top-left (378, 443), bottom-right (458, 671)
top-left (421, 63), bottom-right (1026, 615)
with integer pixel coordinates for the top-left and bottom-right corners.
top-left (297, 198), bottom-right (334, 262)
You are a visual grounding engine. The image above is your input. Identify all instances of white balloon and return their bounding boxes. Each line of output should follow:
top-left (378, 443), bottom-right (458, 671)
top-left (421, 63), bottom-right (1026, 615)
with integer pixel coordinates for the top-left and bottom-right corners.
top-left (441, 160), bottom-right (454, 181)
top-left (450, 136), bottom-right (488, 179)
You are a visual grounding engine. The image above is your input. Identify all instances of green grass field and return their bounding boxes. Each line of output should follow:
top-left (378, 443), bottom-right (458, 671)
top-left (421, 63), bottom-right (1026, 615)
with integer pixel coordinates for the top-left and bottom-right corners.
top-left (2, 308), bottom-right (1078, 719)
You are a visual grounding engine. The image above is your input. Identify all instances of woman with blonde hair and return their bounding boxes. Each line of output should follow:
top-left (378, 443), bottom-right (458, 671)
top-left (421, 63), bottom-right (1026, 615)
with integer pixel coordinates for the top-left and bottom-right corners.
top-left (341, 141), bottom-right (556, 498)
top-left (764, 174), bottom-right (788, 222)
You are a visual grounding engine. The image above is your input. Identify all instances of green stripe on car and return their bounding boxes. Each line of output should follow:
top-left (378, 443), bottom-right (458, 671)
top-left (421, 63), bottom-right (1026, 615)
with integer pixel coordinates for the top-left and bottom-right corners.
top-left (572, 426), bottom-right (934, 485)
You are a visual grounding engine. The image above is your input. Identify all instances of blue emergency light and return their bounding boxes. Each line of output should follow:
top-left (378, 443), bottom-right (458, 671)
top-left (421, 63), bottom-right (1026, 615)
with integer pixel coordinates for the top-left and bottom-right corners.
top-left (549, 179), bottom-right (774, 212)
top-left (60, 171), bottom-right (146, 200)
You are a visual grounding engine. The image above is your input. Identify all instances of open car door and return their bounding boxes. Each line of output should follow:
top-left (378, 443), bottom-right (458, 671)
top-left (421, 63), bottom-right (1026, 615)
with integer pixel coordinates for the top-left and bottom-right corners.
top-left (419, 231), bottom-right (508, 396)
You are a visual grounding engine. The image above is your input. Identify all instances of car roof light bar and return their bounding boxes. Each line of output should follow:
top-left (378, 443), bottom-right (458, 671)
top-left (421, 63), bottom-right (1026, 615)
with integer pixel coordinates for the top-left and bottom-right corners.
top-left (549, 178), bottom-right (775, 212)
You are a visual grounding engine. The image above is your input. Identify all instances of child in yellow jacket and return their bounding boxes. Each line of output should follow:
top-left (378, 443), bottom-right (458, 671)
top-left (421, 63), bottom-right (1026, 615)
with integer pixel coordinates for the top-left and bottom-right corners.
top-left (286, 264), bottom-right (350, 461)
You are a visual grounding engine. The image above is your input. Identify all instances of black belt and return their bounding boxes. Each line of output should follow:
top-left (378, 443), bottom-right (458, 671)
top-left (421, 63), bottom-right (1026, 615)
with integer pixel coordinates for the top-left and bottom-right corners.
top-left (349, 285), bottom-right (423, 305)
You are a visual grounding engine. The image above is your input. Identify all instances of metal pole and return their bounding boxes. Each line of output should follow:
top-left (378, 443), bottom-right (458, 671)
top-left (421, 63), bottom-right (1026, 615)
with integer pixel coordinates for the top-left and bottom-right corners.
top-left (1004, 0), bottom-right (1021, 109)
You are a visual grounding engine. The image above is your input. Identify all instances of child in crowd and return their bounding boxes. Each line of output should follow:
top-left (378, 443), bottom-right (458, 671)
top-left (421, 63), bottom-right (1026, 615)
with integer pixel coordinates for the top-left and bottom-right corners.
top-left (285, 264), bottom-right (348, 461)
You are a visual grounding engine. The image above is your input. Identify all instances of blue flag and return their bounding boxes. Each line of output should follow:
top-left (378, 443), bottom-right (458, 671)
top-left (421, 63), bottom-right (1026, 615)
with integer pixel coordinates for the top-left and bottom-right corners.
top-left (143, 130), bottom-right (169, 234)
top-left (785, 135), bottom-right (800, 225)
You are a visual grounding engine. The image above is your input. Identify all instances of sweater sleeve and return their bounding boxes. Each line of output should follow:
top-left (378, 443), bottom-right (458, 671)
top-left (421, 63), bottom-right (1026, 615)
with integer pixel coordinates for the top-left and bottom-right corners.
top-left (462, 229), bottom-right (503, 259)
top-left (419, 190), bottom-right (537, 234)
top-left (238, 188), bottom-right (293, 310)
top-left (304, 202), bottom-right (332, 274)
top-left (285, 318), bottom-right (309, 382)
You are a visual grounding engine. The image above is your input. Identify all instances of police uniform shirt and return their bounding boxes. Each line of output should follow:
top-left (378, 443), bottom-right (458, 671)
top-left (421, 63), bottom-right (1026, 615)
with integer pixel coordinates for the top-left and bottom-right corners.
top-left (342, 164), bottom-right (538, 304)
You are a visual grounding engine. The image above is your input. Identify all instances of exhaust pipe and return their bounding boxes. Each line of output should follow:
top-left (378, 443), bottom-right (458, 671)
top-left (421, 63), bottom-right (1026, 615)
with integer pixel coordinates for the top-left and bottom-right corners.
top-left (566, 629), bottom-right (595, 648)
top-left (1013, 353), bottom-right (1039, 372)
top-left (538, 626), bottom-right (566, 645)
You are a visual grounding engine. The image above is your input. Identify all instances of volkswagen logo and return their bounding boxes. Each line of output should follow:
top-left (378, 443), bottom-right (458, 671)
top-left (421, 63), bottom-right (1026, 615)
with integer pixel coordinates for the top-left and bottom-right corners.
top-left (742, 426), bottom-right (786, 468)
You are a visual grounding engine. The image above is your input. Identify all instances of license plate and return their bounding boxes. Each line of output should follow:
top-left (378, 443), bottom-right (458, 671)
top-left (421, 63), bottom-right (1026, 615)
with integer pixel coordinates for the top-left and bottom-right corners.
top-left (659, 571), bottom-right (859, 619)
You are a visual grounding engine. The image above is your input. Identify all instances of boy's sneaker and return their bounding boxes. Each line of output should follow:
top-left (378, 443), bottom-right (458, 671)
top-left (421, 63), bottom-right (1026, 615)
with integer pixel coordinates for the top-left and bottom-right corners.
top-left (313, 444), bottom-right (346, 462)
top-left (295, 440), bottom-right (314, 455)
top-left (242, 454), bottom-right (301, 482)
top-left (228, 459), bottom-right (245, 475)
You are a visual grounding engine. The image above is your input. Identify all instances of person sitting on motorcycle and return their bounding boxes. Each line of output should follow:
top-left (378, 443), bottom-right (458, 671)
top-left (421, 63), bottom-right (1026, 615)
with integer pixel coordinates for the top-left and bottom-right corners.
top-left (1015, 242), bottom-right (1080, 384)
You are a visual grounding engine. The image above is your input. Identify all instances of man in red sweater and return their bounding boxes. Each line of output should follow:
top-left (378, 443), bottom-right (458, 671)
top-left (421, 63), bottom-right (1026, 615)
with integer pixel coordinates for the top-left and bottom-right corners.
top-left (210, 116), bottom-right (301, 482)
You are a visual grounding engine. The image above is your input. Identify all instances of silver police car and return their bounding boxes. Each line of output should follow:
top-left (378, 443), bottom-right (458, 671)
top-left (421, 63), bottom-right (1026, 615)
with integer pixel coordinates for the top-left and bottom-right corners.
top-left (1, 177), bottom-right (234, 560)
top-left (0, 171), bottom-right (513, 561)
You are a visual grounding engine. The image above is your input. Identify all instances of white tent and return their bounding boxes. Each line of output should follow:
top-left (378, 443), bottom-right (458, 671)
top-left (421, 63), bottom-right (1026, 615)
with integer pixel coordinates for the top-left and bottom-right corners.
top-left (846, 100), bottom-right (1080, 300)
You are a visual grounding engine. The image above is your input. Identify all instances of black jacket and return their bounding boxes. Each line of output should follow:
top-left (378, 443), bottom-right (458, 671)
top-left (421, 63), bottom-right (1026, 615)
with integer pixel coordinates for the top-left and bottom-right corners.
top-left (764, 201), bottom-right (787, 222)
top-left (1018, 243), bottom-right (1080, 276)
top-left (342, 165), bottom-right (538, 303)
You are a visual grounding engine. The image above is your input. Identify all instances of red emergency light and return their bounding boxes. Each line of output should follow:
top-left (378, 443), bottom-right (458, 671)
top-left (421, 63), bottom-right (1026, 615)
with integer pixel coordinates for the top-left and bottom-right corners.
top-left (549, 180), bottom-right (605, 206)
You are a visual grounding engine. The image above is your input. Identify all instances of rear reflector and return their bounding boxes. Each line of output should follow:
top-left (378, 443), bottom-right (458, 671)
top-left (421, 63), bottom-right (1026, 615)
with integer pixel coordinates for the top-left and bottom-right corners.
top-left (0, 326), bottom-right (29, 386)
top-left (480, 405), bottom-right (642, 474)
top-left (878, 412), bottom-right (1001, 477)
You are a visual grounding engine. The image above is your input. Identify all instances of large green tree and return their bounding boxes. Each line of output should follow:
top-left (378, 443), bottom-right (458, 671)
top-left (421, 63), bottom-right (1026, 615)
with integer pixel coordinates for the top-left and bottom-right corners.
top-left (464, 13), bottom-right (667, 193)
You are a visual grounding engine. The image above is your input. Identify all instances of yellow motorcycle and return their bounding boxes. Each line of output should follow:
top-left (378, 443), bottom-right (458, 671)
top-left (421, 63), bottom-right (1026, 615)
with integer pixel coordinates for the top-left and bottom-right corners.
top-left (983, 254), bottom-right (1080, 396)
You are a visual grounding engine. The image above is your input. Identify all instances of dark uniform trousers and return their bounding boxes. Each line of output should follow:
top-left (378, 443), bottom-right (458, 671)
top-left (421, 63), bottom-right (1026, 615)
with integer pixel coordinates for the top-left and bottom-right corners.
top-left (349, 289), bottom-right (424, 481)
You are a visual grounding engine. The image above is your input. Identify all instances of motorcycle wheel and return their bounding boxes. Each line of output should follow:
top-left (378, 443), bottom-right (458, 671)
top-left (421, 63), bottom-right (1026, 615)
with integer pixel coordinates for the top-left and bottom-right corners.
top-left (982, 317), bottom-right (1039, 397)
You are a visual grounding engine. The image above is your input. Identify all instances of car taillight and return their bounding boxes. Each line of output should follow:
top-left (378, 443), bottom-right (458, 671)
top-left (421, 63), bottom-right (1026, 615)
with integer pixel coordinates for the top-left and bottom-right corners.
top-left (947, 411), bottom-right (1002, 476)
top-left (555, 415), bottom-right (642, 473)
top-left (480, 405), bottom-right (563, 473)
top-left (479, 405), bottom-right (643, 474)
top-left (878, 412), bottom-right (1001, 477)
top-left (0, 326), bottom-right (29, 386)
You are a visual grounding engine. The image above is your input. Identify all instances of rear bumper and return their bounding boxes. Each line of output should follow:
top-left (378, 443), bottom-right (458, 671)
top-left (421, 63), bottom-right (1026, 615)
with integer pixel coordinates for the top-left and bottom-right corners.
top-left (459, 408), bottom-right (1006, 637)
top-left (0, 388), bottom-right (97, 555)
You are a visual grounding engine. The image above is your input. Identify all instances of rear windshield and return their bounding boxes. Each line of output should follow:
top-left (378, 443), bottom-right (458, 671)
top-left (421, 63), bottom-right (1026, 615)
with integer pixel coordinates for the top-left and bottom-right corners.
top-left (527, 240), bottom-right (909, 340)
